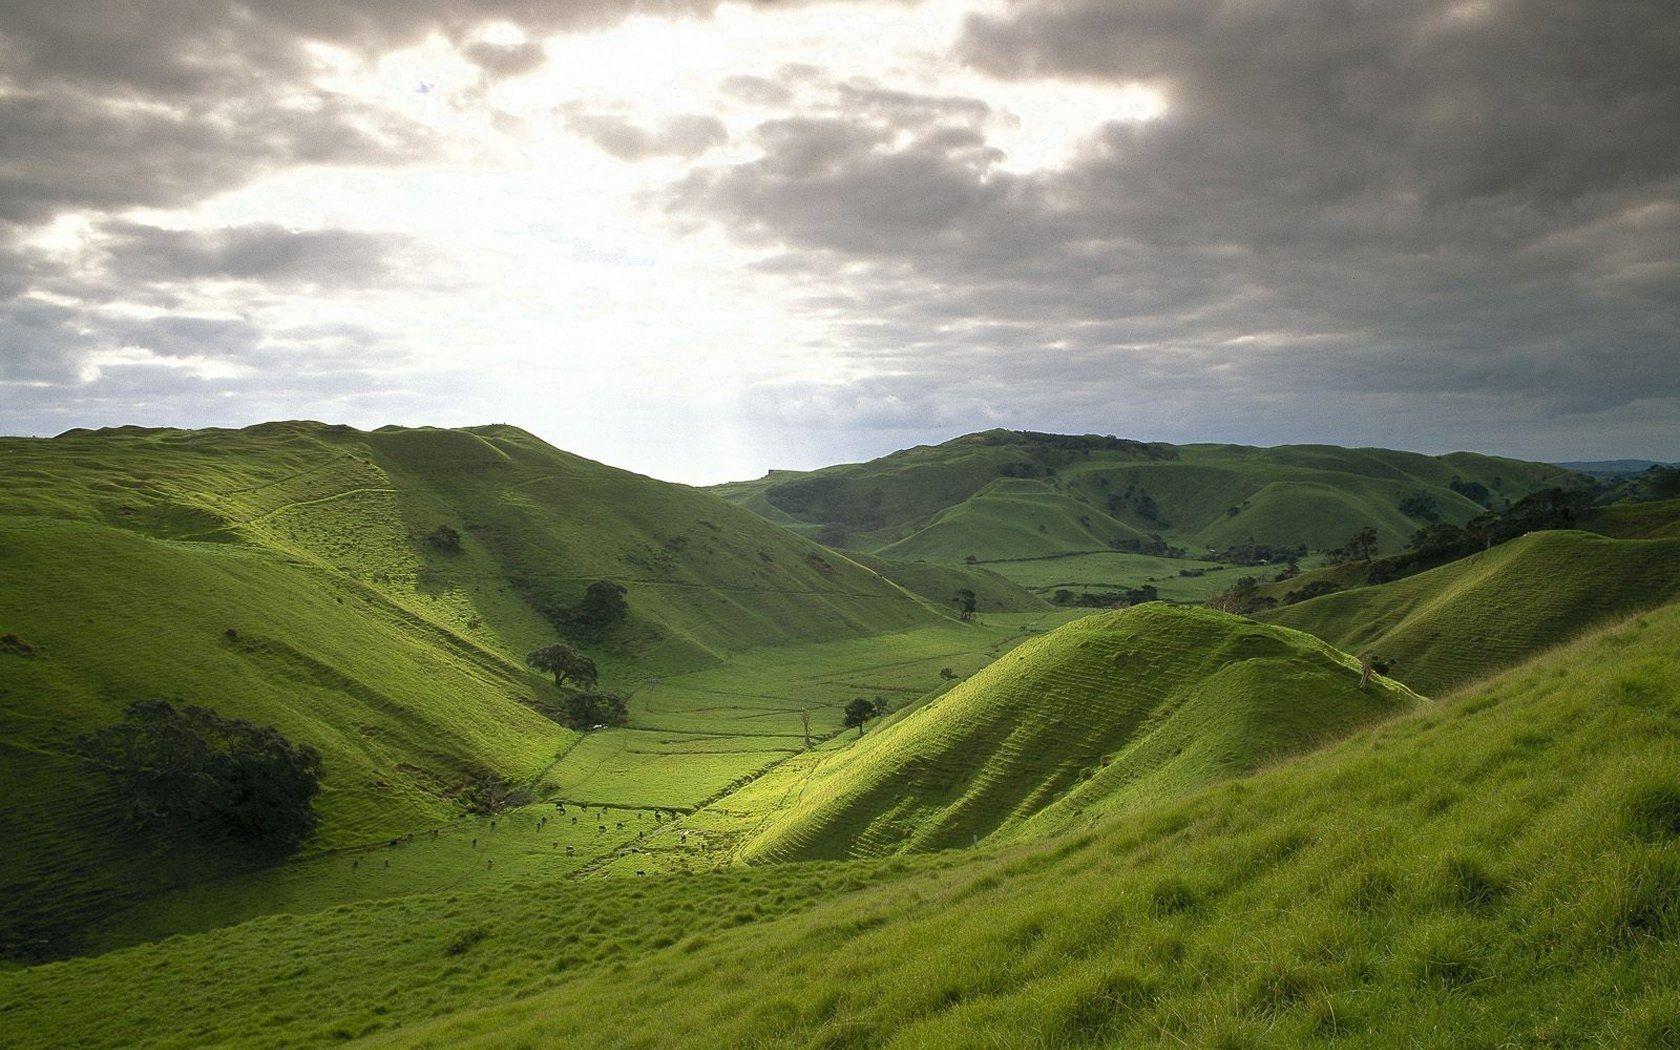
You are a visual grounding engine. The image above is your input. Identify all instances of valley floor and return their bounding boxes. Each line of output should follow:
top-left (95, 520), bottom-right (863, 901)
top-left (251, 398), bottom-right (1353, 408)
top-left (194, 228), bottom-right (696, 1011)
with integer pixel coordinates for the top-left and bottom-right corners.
top-left (66, 612), bottom-right (1074, 955)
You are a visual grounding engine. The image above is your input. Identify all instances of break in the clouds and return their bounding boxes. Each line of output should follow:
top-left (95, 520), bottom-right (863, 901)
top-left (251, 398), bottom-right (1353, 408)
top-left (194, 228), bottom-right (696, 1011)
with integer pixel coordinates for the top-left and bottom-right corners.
top-left (1, 0), bottom-right (1676, 481)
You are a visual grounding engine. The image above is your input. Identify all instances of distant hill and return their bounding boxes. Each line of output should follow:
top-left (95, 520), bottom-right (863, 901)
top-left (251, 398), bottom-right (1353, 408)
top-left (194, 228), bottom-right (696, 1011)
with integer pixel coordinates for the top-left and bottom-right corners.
top-left (1554, 458), bottom-right (1677, 477)
top-left (0, 422), bottom-right (945, 957)
top-left (713, 430), bottom-right (1582, 567)
top-left (1261, 530), bottom-right (1680, 694)
top-left (735, 604), bottom-right (1419, 862)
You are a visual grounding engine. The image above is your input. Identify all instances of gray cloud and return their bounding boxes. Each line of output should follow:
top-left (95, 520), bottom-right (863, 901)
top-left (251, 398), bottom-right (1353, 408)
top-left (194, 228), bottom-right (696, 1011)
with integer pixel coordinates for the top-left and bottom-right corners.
top-left (461, 39), bottom-right (548, 80)
top-left (97, 222), bottom-right (412, 288)
top-left (666, 1), bottom-right (1680, 459)
top-left (565, 110), bottom-right (729, 161)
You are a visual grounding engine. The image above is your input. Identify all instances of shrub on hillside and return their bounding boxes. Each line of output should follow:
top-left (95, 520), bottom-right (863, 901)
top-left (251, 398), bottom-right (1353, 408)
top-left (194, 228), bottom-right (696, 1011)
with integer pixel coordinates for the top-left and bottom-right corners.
top-left (1282, 580), bottom-right (1342, 605)
top-left (75, 699), bottom-right (323, 852)
top-left (1398, 492), bottom-right (1442, 521)
top-left (425, 524), bottom-right (462, 552)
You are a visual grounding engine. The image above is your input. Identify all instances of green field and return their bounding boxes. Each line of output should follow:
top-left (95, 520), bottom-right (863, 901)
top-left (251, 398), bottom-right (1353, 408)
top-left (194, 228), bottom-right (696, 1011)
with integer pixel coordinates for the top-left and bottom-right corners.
top-left (981, 549), bottom-right (1264, 602)
top-left (4, 598), bottom-right (1676, 1047)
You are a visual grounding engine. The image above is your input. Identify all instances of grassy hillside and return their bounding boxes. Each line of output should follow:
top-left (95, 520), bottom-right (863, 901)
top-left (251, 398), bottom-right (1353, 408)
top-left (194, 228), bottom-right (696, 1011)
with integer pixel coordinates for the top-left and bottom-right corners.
top-left (876, 478), bottom-right (1154, 563)
top-left (0, 422), bottom-right (948, 957)
top-left (717, 431), bottom-right (1576, 552)
top-left (1580, 497), bottom-right (1680, 540)
top-left (733, 605), bottom-right (1419, 863)
top-left (1262, 530), bottom-right (1680, 694)
top-left (5, 601), bottom-right (1676, 1047)
top-left (714, 430), bottom-right (1580, 599)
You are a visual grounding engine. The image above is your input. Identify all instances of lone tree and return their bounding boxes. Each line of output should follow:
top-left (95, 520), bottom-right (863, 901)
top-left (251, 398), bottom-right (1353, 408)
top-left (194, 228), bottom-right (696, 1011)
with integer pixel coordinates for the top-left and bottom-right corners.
top-left (526, 642), bottom-right (598, 691)
top-left (574, 580), bottom-right (628, 631)
top-left (1330, 527), bottom-right (1379, 564)
top-left (952, 588), bottom-right (977, 621)
top-left (843, 697), bottom-right (875, 736)
top-left (75, 699), bottom-right (323, 852)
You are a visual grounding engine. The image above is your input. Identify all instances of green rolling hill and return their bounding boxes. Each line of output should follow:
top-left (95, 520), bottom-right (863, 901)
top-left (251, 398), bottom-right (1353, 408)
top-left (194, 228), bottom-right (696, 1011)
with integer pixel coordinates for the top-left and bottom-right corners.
top-left (713, 430), bottom-right (1581, 599)
top-left (1261, 530), bottom-right (1680, 694)
top-left (733, 604), bottom-right (1420, 863)
top-left (5, 597), bottom-right (1675, 1047)
top-left (1580, 497), bottom-right (1680, 540)
top-left (0, 422), bottom-right (949, 957)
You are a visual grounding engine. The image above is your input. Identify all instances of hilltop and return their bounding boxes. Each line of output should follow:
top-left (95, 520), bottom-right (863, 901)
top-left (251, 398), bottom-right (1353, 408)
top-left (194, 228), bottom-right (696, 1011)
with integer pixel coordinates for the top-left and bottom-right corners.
top-left (733, 605), bottom-right (1420, 862)
top-left (0, 421), bottom-right (953, 957)
top-left (4, 596), bottom-right (1675, 1046)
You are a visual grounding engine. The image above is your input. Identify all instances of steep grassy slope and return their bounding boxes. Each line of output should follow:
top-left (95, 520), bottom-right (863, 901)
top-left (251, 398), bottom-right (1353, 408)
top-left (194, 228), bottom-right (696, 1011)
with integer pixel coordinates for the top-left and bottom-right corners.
top-left (734, 605), bottom-right (1419, 862)
top-left (6, 602), bottom-right (1677, 1047)
top-left (0, 518), bottom-right (566, 959)
top-left (2, 422), bottom-right (940, 677)
top-left (1262, 530), bottom-right (1680, 694)
top-left (716, 430), bottom-right (1578, 560)
top-left (0, 422), bottom-right (946, 957)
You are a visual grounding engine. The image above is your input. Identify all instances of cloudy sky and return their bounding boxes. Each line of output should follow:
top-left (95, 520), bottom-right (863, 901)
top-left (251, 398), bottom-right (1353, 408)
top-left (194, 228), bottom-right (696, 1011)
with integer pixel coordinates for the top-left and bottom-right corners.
top-left (2, 0), bottom-right (1676, 482)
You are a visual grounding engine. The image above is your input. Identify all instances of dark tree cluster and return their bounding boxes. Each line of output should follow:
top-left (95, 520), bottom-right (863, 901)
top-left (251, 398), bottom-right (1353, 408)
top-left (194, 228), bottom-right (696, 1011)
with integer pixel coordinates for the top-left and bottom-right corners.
top-left (1282, 580), bottom-right (1343, 605)
top-left (1106, 483), bottom-right (1164, 524)
top-left (1397, 492), bottom-right (1441, 522)
top-left (528, 579), bottom-right (630, 638)
top-left (1449, 478), bottom-right (1493, 507)
top-left (425, 524), bottom-right (462, 552)
top-left (524, 642), bottom-right (628, 730)
top-left (952, 588), bottom-right (977, 621)
top-left (554, 691), bottom-right (629, 731)
top-left (1327, 528), bottom-right (1379, 565)
top-left (459, 771), bottom-right (531, 815)
top-left (75, 700), bottom-right (323, 852)
top-left (1209, 542), bottom-right (1309, 566)
top-left (1207, 576), bottom-right (1276, 615)
top-left (1106, 534), bottom-right (1181, 557)
top-left (1051, 584), bottom-right (1159, 608)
